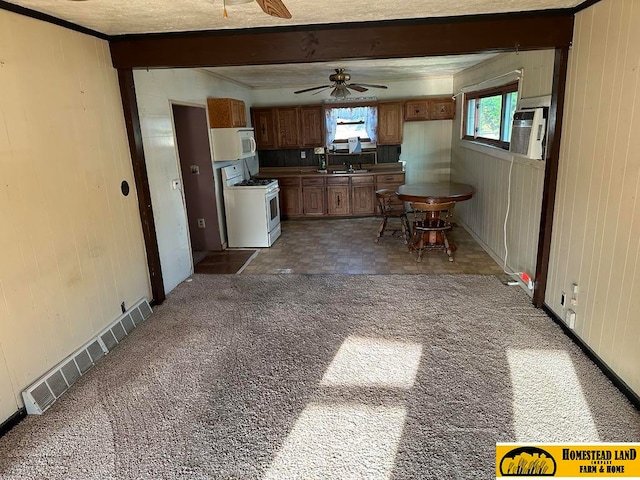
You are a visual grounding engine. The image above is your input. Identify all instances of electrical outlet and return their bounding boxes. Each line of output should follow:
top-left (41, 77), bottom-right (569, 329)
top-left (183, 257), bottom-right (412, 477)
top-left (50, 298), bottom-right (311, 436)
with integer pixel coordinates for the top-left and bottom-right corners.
top-left (171, 179), bottom-right (181, 190)
top-left (197, 218), bottom-right (206, 228)
top-left (520, 272), bottom-right (534, 290)
top-left (566, 309), bottom-right (576, 329)
top-left (300, 151), bottom-right (306, 159)
top-left (572, 283), bottom-right (579, 294)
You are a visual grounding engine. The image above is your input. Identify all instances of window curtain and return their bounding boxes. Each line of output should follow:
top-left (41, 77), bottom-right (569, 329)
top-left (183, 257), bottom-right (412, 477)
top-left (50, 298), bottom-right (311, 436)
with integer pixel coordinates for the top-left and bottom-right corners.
top-left (325, 105), bottom-right (378, 144)
top-left (325, 108), bottom-right (341, 145)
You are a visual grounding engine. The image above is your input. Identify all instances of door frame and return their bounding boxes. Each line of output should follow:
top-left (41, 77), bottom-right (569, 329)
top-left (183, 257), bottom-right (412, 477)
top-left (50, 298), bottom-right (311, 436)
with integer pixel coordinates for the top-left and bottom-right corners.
top-left (115, 13), bottom-right (574, 305)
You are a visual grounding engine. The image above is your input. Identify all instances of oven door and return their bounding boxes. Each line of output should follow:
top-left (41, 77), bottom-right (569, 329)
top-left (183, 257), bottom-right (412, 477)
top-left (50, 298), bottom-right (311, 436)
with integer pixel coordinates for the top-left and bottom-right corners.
top-left (266, 188), bottom-right (281, 233)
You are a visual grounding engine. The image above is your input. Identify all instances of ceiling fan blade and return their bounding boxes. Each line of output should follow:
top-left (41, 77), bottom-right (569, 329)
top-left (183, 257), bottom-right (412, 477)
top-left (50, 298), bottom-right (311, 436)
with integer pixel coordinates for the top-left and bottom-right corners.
top-left (311, 87), bottom-right (332, 95)
top-left (294, 85), bottom-right (332, 94)
top-left (255, 0), bottom-right (292, 19)
top-left (350, 83), bottom-right (388, 89)
top-left (347, 84), bottom-right (368, 93)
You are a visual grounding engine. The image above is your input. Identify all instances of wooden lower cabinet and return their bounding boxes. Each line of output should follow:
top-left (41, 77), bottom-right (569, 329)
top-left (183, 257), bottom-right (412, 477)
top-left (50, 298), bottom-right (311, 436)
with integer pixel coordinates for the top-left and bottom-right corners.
top-left (303, 187), bottom-right (325, 215)
top-left (278, 177), bottom-right (302, 217)
top-left (302, 177), bottom-right (326, 215)
top-left (375, 173), bottom-right (406, 208)
top-left (327, 176), bottom-right (350, 216)
top-left (327, 186), bottom-right (350, 215)
top-left (352, 175), bottom-right (375, 215)
top-left (276, 172), bottom-right (404, 218)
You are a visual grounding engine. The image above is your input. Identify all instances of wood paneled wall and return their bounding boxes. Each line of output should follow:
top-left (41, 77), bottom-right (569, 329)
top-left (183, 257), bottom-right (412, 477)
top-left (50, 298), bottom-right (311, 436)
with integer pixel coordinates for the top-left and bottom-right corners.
top-left (546, 0), bottom-right (640, 395)
top-left (0, 10), bottom-right (150, 423)
top-left (451, 50), bottom-right (555, 283)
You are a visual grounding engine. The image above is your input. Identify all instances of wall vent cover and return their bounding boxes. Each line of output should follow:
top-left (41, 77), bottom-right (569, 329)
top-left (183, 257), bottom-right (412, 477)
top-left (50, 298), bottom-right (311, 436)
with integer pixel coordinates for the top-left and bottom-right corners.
top-left (22, 298), bottom-right (152, 415)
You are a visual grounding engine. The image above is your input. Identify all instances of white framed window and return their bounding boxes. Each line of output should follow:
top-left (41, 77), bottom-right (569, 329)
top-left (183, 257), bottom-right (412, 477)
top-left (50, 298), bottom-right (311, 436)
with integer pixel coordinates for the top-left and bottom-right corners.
top-left (325, 105), bottom-right (378, 145)
top-left (463, 81), bottom-right (518, 149)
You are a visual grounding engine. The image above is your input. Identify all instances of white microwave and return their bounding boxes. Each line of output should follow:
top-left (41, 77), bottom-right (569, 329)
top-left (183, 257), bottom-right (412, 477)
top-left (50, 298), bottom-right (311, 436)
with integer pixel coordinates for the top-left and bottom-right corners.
top-left (210, 127), bottom-right (257, 161)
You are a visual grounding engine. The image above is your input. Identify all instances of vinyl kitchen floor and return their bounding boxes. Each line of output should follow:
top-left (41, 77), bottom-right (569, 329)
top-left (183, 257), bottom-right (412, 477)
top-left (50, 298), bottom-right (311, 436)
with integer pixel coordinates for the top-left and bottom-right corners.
top-left (241, 217), bottom-right (509, 277)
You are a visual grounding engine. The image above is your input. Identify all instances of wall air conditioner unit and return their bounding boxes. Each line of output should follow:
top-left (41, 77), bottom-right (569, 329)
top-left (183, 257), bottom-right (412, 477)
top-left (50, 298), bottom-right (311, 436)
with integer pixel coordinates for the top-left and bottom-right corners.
top-left (510, 107), bottom-right (546, 160)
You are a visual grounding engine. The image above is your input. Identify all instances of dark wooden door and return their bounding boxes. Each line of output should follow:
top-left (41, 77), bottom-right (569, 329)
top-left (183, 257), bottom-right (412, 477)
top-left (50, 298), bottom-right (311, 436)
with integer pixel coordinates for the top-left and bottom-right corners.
top-left (173, 104), bottom-right (222, 252)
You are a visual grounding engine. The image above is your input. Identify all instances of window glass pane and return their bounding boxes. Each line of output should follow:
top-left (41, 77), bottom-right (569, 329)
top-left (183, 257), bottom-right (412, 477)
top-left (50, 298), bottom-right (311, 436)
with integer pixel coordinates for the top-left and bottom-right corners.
top-left (501, 91), bottom-right (518, 142)
top-left (477, 94), bottom-right (502, 140)
top-left (466, 99), bottom-right (476, 136)
top-left (327, 106), bottom-right (377, 143)
top-left (335, 118), bottom-right (368, 140)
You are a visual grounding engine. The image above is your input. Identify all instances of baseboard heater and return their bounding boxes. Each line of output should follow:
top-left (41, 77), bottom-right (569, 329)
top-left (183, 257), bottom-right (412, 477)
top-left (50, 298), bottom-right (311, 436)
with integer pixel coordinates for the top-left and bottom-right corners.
top-left (22, 299), bottom-right (153, 415)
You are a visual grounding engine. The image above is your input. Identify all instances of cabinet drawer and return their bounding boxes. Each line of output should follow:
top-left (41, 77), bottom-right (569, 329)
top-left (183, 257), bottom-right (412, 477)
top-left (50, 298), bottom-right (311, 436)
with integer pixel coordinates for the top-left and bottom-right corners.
top-left (278, 177), bottom-right (301, 187)
top-left (351, 175), bottom-right (374, 185)
top-left (326, 176), bottom-right (350, 185)
top-left (376, 173), bottom-right (405, 185)
top-left (302, 177), bottom-right (325, 186)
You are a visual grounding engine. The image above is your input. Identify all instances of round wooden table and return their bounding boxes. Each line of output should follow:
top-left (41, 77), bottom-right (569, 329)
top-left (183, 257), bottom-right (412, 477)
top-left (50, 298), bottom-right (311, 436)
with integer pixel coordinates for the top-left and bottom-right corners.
top-left (395, 182), bottom-right (475, 204)
top-left (396, 182), bottom-right (475, 256)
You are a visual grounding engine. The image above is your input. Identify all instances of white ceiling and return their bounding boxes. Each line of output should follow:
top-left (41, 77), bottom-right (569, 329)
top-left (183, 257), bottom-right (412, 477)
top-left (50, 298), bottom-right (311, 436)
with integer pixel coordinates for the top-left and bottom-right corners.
top-left (5, 0), bottom-right (581, 91)
top-left (7, 0), bottom-right (583, 36)
top-left (204, 55), bottom-right (500, 89)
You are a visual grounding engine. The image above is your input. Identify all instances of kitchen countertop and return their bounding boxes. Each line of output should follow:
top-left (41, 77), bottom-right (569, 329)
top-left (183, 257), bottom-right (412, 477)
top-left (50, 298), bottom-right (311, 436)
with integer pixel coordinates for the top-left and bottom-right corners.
top-left (254, 164), bottom-right (404, 178)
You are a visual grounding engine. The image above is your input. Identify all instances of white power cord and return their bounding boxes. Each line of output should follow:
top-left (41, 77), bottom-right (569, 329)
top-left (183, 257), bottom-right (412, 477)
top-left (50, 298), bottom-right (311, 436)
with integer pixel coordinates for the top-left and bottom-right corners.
top-left (503, 155), bottom-right (533, 289)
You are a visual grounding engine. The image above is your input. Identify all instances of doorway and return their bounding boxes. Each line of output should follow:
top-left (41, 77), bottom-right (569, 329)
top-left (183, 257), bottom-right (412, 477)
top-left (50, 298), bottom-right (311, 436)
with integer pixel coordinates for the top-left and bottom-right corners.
top-left (172, 104), bottom-right (222, 266)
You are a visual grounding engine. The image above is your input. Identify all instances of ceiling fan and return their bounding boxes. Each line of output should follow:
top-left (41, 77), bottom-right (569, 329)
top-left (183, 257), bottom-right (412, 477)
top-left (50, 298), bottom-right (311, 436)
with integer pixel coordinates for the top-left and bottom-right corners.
top-left (294, 69), bottom-right (388, 98)
top-left (223, 0), bottom-right (291, 19)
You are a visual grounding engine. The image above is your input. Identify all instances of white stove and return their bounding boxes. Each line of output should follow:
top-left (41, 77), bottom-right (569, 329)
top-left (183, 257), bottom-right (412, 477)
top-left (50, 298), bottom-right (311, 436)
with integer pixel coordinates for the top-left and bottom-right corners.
top-left (221, 164), bottom-right (281, 248)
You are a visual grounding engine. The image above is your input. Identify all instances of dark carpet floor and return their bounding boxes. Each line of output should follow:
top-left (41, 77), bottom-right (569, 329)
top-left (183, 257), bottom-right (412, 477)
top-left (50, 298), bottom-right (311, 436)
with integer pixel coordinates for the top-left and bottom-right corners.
top-left (0, 275), bottom-right (638, 479)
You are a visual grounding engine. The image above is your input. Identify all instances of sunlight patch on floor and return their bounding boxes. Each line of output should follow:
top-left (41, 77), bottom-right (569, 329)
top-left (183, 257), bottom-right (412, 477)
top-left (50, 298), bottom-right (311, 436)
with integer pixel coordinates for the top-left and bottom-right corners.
top-left (507, 349), bottom-right (599, 442)
top-left (263, 403), bottom-right (407, 480)
top-left (320, 336), bottom-right (423, 389)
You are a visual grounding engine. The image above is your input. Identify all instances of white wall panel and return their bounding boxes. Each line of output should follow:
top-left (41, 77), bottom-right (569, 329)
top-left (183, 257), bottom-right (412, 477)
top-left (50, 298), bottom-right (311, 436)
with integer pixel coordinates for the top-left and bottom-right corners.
top-left (451, 50), bottom-right (553, 281)
top-left (546, 0), bottom-right (640, 395)
top-left (0, 10), bottom-right (150, 423)
top-left (133, 69), bottom-right (255, 294)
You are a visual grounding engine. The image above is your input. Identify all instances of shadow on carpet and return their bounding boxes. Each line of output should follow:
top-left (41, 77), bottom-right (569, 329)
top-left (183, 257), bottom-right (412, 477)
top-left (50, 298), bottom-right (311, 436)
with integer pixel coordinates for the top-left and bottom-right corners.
top-left (194, 249), bottom-right (256, 274)
top-left (0, 275), bottom-right (638, 479)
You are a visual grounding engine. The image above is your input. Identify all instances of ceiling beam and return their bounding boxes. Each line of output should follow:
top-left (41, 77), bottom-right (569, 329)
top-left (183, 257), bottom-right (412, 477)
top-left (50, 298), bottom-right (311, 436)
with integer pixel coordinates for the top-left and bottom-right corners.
top-left (109, 11), bottom-right (574, 70)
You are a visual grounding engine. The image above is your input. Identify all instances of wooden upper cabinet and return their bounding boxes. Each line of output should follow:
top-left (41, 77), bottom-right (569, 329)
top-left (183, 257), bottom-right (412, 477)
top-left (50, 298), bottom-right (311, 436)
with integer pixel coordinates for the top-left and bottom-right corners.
top-left (403, 97), bottom-right (455, 121)
top-left (300, 105), bottom-right (325, 147)
top-left (207, 98), bottom-right (247, 127)
top-left (251, 108), bottom-right (278, 149)
top-left (276, 107), bottom-right (301, 148)
top-left (404, 99), bottom-right (430, 121)
top-left (429, 97), bottom-right (455, 120)
top-left (377, 101), bottom-right (403, 145)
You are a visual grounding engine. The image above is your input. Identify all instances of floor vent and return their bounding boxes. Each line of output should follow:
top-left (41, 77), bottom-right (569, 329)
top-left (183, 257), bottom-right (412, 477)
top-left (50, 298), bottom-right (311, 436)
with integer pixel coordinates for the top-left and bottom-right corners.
top-left (22, 298), bottom-right (152, 415)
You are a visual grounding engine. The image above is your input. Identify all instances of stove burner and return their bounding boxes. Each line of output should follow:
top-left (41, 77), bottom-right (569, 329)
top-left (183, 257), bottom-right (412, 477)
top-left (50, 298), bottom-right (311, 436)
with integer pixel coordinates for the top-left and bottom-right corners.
top-left (234, 179), bottom-right (275, 186)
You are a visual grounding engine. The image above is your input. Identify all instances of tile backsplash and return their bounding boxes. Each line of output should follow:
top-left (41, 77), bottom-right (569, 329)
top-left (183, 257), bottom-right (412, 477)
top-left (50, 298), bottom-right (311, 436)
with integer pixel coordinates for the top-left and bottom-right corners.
top-left (258, 145), bottom-right (401, 168)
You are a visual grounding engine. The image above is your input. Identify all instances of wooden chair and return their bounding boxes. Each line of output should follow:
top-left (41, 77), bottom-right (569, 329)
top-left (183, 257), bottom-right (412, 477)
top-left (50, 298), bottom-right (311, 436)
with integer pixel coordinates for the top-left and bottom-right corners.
top-left (375, 189), bottom-right (410, 244)
top-left (409, 201), bottom-right (455, 262)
